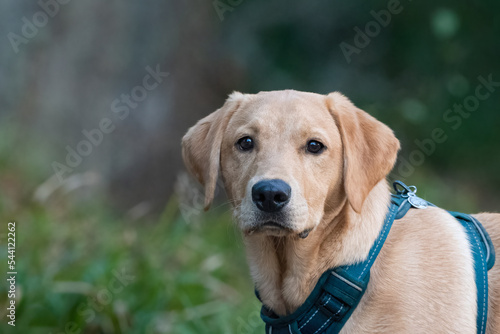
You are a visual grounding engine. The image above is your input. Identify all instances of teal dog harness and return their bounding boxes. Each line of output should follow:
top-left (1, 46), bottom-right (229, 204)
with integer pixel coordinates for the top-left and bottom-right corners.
top-left (257, 181), bottom-right (495, 334)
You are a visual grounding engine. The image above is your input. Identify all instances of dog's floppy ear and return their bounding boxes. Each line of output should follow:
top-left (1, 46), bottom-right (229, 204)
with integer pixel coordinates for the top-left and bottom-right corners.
top-left (182, 92), bottom-right (247, 210)
top-left (326, 92), bottom-right (400, 213)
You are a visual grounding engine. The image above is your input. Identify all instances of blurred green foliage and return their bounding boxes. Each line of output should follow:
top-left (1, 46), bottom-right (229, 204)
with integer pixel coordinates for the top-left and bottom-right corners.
top-left (0, 191), bottom-right (260, 333)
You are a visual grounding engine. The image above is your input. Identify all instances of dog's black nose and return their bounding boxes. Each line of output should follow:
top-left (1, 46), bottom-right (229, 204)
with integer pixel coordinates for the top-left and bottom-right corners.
top-left (252, 179), bottom-right (291, 213)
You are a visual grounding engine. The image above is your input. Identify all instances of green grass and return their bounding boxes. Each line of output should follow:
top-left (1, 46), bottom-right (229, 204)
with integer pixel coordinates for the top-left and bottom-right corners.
top-left (0, 192), bottom-right (263, 334)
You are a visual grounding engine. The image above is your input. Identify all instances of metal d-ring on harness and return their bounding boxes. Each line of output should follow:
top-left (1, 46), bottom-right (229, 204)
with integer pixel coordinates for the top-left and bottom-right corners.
top-left (257, 181), bottom-right (495, 334)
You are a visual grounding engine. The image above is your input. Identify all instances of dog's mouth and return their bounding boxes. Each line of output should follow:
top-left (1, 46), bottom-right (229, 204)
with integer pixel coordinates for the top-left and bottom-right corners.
top-left (249, 220), bottom-right (290, 234)
top-left (244, 221), bottom-right (312, 239)
top-left (261, 221), bottom-right (285, 229)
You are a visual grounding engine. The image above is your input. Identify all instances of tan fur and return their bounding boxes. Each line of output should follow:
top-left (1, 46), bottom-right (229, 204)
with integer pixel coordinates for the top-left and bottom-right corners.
top-left (182, 90), bottom-right (500, 333)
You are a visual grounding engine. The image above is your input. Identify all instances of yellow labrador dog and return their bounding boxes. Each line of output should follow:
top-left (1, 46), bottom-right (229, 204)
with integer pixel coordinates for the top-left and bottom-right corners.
top-left (182, 90), bottom-right (500, 333)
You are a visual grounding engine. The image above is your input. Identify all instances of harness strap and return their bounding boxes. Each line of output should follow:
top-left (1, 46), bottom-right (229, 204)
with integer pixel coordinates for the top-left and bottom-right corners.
top-left (448, 211), bottom-right (496, 334)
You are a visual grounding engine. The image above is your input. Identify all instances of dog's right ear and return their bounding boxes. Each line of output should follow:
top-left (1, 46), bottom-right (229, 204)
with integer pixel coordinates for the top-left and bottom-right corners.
top-left (182, 92), bottom-right (247, 210)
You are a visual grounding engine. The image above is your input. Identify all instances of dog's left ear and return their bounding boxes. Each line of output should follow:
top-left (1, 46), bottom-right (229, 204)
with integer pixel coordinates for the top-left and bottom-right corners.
top-left (326, 92), bottom-right (400, 213)
top-left (182, 92), bottom-right (247, 210)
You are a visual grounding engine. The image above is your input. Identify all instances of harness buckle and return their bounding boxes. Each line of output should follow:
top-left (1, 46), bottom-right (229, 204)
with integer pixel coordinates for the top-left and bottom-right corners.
top-left (393, 181), bottom-right (428, 209)
top-left (407, 192), bottom-right (428, 209)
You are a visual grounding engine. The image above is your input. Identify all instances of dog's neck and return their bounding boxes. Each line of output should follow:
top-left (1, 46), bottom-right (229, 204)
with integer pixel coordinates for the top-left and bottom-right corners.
top-left (244, 180), bottom-right (391, 316)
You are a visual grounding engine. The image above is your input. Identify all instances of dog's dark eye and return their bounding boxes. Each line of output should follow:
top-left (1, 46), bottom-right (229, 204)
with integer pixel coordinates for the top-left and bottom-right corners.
top-left (306, 140), bottom-right (325, 154)
top-left (236, 136), bottom-right (254, 151)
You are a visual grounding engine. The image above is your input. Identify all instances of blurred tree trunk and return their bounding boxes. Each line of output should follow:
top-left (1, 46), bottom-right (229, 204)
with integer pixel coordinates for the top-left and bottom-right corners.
top-left (109, 0), bottom-right (244, 213)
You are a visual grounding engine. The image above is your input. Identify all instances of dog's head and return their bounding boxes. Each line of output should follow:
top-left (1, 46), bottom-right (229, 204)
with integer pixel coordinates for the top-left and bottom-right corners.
top-left (182, 90), bottom-right (399, 238)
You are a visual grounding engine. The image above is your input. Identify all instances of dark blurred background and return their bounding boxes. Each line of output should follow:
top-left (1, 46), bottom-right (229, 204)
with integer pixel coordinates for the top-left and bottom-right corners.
top-left (1, 0), bottom-right (499, 333)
